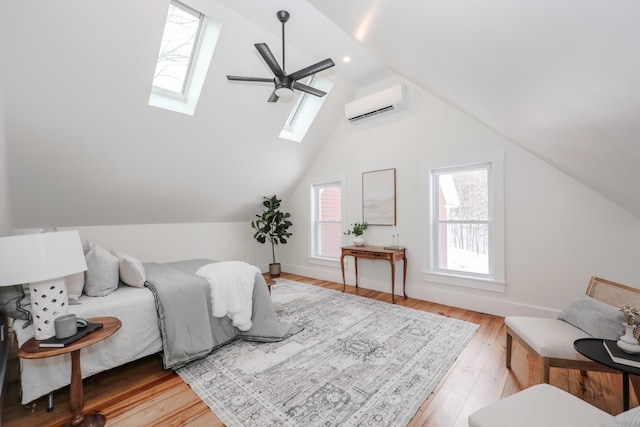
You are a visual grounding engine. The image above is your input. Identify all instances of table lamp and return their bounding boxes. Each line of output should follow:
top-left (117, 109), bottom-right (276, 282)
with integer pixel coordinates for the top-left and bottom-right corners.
top-left (0, 230), bottom-right (87, 340)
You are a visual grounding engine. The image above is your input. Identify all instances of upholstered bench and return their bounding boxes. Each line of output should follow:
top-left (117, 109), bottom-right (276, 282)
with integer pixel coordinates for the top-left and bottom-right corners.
top-left (468, 384), bottom-right (614, 427)
top-left (505, 276), bottom-right (640, 383)
top-left (470, 383), bottom-right (640, 427)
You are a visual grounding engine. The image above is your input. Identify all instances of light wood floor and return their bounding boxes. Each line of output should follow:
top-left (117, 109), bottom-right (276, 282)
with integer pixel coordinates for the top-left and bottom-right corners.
top-left (3, 273), bottom-right (635, 426)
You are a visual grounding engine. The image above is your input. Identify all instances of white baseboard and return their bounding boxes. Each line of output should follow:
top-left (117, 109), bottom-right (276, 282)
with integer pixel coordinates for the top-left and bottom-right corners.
top-left (281, 263), bottom-right (559, 319)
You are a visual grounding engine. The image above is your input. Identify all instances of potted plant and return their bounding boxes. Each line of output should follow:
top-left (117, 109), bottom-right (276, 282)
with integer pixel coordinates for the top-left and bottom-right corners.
top-left (344, 222), bottom-right (368, 246)
top-left (251, 195), bottom-right (293, 277)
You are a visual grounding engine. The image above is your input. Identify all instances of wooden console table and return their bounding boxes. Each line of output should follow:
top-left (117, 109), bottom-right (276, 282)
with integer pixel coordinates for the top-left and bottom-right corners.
top-left (340, 245), bottom-right (407, 303)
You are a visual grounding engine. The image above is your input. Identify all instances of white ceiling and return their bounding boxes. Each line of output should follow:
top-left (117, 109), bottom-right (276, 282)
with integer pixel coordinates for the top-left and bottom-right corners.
top-left (2, 0), bottom-right (640, 227)
top-left (305, 0), bottom-right (640, 217)
top-left (217, 0), bottom-right (640, 216)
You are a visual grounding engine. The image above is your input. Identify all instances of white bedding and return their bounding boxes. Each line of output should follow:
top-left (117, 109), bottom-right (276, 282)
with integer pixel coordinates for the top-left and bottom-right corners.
top-left (196, 261), bottom-right (258, 331)
top-left (13, 285), bottom-right (162, 404)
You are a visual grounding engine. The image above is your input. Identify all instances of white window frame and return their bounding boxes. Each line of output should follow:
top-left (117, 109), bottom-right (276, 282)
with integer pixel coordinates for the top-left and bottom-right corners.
top-left (280, 75), bottom-right (333, 143)
top-left (149, 1), bottom-right (221, 115)
top-left (152, 1), bottom-right (203, 98)
top-left (423, 152), bottom-right (505, 292)
top-left (309, 179), bottom-right (344, 264)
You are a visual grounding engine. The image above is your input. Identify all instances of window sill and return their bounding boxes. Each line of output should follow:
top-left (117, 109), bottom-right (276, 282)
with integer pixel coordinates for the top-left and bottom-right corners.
top-left (422, 272), bottom-right (505, 293)
top-left (307, 256), bottom-right (340, 267)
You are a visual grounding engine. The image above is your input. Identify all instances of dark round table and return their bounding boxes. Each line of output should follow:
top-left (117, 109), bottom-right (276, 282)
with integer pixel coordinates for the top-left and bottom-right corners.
top-left (574, 338), bottom-right (640, 411)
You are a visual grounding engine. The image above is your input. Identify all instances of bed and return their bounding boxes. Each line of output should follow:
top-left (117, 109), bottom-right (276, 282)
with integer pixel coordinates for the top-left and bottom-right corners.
top-left (12, 258), bottom-right (299, 405)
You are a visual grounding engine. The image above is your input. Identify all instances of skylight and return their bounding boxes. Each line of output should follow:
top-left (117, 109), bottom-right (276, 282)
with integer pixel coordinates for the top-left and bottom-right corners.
top-left (280, 75), bottom-right (333, 142)
top-left (149, 1), bottom-right (221, 115)
top-left (152, 1), bottom-right (203, 96)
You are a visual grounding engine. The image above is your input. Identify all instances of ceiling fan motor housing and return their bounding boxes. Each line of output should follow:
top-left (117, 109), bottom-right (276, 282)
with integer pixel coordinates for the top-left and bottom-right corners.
top-left (226, 9), bottom-right (334, 102)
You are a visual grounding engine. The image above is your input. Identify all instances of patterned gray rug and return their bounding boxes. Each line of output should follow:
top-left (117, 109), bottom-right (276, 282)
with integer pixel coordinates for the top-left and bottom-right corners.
top-left (177, 279), bottom-right (479, 426)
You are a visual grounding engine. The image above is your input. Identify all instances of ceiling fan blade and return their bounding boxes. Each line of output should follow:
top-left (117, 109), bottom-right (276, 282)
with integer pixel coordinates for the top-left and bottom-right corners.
top-left (255, 43), bottom-right (285, 77)
top-left (268, 90), bottom-right (279, 103)
top-left (293, 82), bottom-right (327, 97)
top-left (226, 75), bottom-right (273, 83)
top-left (289, 58), bottom-right (335, 81)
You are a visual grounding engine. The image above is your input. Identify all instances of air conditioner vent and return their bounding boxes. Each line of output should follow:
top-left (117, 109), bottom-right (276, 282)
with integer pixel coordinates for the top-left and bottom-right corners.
top-left (344, 84), bottom-right (407, 123)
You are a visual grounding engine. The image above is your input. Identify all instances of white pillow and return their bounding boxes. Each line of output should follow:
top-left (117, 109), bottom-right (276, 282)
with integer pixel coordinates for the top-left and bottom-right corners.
top-left (83, 241), bottom-right (119, 297)
top-left (65, 272), bottom-right (85, 304)
top-left (110, 249), bottom-right (146, 288)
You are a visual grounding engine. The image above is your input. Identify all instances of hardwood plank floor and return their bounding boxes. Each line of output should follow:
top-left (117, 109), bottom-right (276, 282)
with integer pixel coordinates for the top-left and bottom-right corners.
top-left (2, 273), bottom-right (635, 426)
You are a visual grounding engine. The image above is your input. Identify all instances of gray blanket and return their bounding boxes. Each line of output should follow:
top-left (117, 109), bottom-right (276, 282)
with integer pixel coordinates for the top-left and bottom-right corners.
top-left (144, 259), bottom-right (302, 369)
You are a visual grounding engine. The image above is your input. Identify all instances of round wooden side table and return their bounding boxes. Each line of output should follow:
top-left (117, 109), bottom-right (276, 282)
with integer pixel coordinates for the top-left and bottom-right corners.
top-left (19, 316), bottom-right (121, 427)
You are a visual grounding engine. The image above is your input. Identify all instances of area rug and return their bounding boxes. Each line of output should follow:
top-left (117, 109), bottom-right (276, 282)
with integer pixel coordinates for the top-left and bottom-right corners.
top-left (176, 279), bottom-right (479, 426)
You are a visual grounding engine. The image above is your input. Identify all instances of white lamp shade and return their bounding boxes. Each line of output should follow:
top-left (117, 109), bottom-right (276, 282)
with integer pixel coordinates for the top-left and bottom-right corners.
top-left (0, 230), bottom-right (87, 287)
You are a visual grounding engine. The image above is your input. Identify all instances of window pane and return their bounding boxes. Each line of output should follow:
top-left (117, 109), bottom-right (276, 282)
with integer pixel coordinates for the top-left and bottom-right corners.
top-left (319, 187), bottom-right (341, 221)
top-left (153, 2), bottom-right (202, 94)
top-left (437, 169), bottom-right (488, 221)
top-left (312, 182), bottom-right (341, 259)
top-left (317, 222), bottom-right (342, 257)
top-left (438, 223), bottom-right (489, 274)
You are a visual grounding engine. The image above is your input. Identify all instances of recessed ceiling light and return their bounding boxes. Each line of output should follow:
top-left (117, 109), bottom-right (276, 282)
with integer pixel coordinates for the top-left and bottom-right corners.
top-left (342, 56), bottom-right (351, 63)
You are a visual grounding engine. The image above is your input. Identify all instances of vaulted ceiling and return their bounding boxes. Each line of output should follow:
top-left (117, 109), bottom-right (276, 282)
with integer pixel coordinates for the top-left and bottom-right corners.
top-left (221, 0), bottom-right (640, 217)
top-left (2, 0), bottom-right (639, 228)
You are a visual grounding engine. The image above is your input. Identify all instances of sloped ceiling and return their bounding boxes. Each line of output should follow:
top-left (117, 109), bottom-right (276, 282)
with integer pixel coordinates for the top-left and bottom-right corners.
top-left (1, 0), bottom-right (389, 227)
top-left (2, 0), bottom-right (639, 229)
top-left (309, 0), bottom-right (640, 217)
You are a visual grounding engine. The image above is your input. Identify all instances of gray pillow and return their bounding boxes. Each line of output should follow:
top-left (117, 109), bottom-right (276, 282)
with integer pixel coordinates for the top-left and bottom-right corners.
top-left (558, 295), bottom-right (626, 340)
top-left (83, 242), bottom-right (119, 297)
top-left (0, 284), bottom-right (32, 321)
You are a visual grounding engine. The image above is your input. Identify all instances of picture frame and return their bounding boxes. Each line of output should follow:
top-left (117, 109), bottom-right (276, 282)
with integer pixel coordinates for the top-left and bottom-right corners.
top-left (362, 168), bottom-right (396, 226)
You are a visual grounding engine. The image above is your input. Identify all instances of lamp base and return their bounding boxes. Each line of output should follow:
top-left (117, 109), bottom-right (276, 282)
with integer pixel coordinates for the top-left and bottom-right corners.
top-left (30, 278), bottom-right (69, 340)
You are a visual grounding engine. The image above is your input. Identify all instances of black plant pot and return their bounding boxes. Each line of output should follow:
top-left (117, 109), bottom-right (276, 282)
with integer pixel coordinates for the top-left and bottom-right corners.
top-left (269, 263), bottom-right (281, 277)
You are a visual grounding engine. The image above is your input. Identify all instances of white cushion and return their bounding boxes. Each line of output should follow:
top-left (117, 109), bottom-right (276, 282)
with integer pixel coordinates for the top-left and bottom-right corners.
top-left (469, 384), bottom-right (612, 427)
top-left (65, 272), bottom-right (85, 304)
top-left (83, 242), bottom-right (119, 297)
top-left (111, 249), bottom-right (146, 288)
top-left (603, 405), bottom-right (640, 427)
top-left (505, 316), bottom-right (592, 360)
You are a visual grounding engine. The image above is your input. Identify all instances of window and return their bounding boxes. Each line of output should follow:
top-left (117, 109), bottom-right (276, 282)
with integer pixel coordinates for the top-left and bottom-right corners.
top-left (149, 1), bottom-right (221, 115)
top-left (310, 181), bottom-right (342, 259)
top-left (280, 75), bottom-right (333, 142)
top-left (152, 1), bottom-right (203, 96)
top-left (425, 154), bottom-right (505, 292)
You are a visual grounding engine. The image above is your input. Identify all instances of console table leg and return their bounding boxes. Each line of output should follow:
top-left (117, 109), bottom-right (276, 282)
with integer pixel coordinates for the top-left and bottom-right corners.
top-left (402, 256), bottom-right (407, 298)
top-left (390, 260), bottom-right (396, 304)
top-left (340, 255), bottom-right (346, 292)
top-left (354, 258), bottom-right (359, 289)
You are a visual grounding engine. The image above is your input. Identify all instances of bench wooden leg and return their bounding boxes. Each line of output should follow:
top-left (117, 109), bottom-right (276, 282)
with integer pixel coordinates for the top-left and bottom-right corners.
top-left (505, 331), bottom-right (513, 368)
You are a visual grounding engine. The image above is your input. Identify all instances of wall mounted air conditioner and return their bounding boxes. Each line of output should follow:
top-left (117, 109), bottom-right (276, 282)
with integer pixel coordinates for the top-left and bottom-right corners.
top-left (344, 83), bottom-right (407, 123)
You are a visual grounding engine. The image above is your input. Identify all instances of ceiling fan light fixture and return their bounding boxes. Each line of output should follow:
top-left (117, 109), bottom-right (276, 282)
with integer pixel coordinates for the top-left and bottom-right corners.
top-left (275, 75), bottom-right (294, 99)
top-left (274, 86), bottom-right (294, 98)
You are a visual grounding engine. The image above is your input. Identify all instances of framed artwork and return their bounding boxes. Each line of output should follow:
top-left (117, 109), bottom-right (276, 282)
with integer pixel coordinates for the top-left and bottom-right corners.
top-left (362, 168), bottom-right (396, 225)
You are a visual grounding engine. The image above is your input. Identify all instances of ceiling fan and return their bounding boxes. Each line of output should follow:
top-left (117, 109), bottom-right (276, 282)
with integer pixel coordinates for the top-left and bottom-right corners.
top-left (226, 10), bottom-right (335, 103)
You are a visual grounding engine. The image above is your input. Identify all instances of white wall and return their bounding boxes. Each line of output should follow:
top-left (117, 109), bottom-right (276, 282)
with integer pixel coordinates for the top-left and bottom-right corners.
top-left (280, 77), bottom-right (640, 318)
top-left (13, 222), bottom-right (272, 271)
top-left (0, 51), bottom-right (10, 236)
